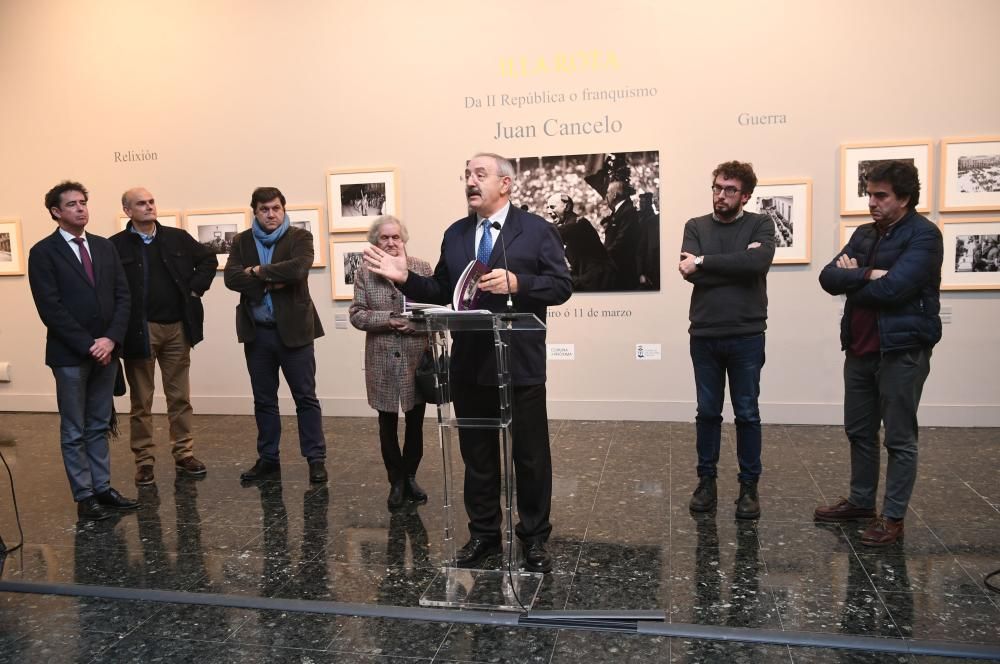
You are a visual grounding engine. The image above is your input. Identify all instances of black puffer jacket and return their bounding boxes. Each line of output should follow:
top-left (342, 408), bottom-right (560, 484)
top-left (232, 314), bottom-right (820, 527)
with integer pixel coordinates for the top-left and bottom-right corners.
top-left (819, 210), bottom-right (943, 353)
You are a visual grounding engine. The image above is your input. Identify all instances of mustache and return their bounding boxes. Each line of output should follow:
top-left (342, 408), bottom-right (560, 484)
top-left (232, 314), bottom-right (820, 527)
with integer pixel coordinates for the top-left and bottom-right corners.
top-left (466, 187), bottom-right (481, 198)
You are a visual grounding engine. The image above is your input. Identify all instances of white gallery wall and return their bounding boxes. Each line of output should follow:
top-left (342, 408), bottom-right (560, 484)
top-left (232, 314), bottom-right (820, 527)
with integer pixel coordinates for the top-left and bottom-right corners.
top-left (0, 0), bottom-right (998, 425)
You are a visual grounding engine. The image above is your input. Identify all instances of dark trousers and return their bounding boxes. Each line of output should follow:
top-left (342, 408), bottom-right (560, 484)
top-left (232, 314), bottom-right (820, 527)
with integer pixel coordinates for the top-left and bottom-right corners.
top-left (452, 382), bottom-right (552, 544)
top-left (844, 348), bottom-right (931, 520)
top-left (243, 327), bottom-right (326, 464)
top-left (690, 333), bottom-right (766, 483)
top-left (378, 403), bottom-right (426, 483)
top-left (51, 360), bottom-right (117, 501)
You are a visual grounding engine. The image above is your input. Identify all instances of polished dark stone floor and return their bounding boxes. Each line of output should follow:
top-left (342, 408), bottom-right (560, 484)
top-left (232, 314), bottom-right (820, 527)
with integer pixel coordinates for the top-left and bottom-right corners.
top-left (0, 413), bottom-right (998, 662)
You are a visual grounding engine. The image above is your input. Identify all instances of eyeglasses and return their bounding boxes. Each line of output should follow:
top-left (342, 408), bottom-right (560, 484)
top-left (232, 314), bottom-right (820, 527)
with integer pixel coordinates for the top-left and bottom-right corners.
top-left (712, 184), bottom-right (742, 196)
top-left (711, 185), bottom-right (742, 196)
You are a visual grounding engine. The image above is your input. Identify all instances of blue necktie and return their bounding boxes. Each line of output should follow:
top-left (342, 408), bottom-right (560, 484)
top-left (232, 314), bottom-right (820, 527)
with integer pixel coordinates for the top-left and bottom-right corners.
top-left (477, 219), bottom-right (493, 264)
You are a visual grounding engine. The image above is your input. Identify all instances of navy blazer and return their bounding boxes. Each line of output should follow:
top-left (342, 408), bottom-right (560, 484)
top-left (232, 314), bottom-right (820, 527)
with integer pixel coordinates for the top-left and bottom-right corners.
top-left (28, 229), bottom-right (131, 367)
top-left (400, 205), bottom-right (572, 386)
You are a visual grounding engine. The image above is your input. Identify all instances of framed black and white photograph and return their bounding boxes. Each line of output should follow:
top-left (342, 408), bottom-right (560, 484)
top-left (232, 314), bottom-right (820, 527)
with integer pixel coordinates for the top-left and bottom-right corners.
top-left (940, 136), bottom-right (1000, 212)
top-left (330, 238), bottom-right (368, 300)
top-left (744, 178), bottom-right (812, 264)
top-left (941, 217), bottom-right (1000, 290)
top-left (839, 219), bottom-right (867, 251)
top-left (183, 209), bottom-right (249, 270)
top-left (117, 211), bottom-right (180, 232)
top-left (508, 150), bottom-right (660, 292)
top-left (326, 167), bottom-right (398, 233)
top-left (0, 218), bottom-right (26, 276)
top-left (286, 205), bottom-right (326, 268)
top-left (840, 141), bottom-right (932, 216)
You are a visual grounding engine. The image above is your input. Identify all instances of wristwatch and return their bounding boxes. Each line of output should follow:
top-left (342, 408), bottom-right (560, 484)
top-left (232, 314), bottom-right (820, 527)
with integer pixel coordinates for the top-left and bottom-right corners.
top-left (694, 256), bottom-right (704, 266)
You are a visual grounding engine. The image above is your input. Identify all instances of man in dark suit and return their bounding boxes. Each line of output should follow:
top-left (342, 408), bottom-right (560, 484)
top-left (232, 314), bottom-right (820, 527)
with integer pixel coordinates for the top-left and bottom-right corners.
top-left (600, 180), bottom-right (642, 290)
top-left (28, 181), bottom-right (139, 520)
top-left (224, 186), bottom-right (328, 485)
top-left (110, 187), bottom-right (218, 486)
top-left (363, 153), bottom-right (572, 573)
top-left (545, 192), bottom-right (616, 292)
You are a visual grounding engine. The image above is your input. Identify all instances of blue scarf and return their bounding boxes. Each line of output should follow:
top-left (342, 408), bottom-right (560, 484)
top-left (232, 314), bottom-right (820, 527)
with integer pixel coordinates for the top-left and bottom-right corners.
top-left (251, 215), bottom-right (290, 321)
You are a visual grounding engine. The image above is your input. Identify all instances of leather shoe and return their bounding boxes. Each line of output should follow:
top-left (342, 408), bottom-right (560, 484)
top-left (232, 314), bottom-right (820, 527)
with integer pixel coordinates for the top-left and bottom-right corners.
top-left (455, 537), bottom-right (500, 568)
top-left (240, 459), bottom-right (281, 482)
top-left (308, 461), bottom-right (328, 484)
top-left (77, 496), bottom-right (112, 521)
top-left (814, 497), bottom-right (875, 522)
top-left (689, 476), bottom-right (717, 513)
top-left (175, 456), bottom-right (207, 477)
top-left (734, 480), bottom-right (761, 520)
top-left (522, 541), bottom-right (553, 574)
top-left (405, 475), bottom-right (427, 504)
top-left (95, 488), bottom-right (140, 511)
top-left (861, 515), bottom-right (904, 546)
top-left (387, 480), bottom-right (405, 510)
top-left (134, 465), bottom-right (155, 486)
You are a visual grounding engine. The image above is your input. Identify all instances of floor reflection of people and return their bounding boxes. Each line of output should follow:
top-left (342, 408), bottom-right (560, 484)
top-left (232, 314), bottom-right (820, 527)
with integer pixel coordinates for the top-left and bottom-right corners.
top-left (690, 515), bottom-right (763, 626)
top-left (257, 482), bottom-right (291, 597)
top-left (841, 549), bottom-right (910, 639)
top-left (378, 505), bottom-right (429, 605)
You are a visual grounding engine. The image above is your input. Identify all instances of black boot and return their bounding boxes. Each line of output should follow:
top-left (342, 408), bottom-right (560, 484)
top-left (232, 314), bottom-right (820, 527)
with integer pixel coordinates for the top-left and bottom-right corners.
top-left (735, 480), bottom-right (761, 520)
top-left (405, 475), bottom-right (428, 504)
top-left (689, 476), bottom-right (717, 513)
top-left (387, 480), bottom-right (405, 510)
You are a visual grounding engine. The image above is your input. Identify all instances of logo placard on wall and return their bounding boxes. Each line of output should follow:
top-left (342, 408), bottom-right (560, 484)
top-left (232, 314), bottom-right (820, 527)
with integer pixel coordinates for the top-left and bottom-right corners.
top-left (635, 344), bottom-right (661, 361)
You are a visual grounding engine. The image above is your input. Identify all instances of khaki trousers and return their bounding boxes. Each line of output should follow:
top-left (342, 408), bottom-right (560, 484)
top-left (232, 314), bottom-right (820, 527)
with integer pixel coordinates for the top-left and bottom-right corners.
top-left (124, 321), bottom-right (194, 466)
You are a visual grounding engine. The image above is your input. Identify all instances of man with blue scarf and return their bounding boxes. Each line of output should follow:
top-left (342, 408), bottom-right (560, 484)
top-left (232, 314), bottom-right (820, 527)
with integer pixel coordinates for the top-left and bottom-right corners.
top-left (224, 187), bottom-right (327, 484)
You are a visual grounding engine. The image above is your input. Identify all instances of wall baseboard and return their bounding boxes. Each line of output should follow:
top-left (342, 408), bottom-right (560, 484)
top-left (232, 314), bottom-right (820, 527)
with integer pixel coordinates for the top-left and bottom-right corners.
top-left (1, 394), bottom-right (997, 427)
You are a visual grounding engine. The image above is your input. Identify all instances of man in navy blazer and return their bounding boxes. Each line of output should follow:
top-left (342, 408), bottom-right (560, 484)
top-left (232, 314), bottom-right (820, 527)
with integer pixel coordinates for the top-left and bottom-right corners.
top-left (363, 153), bottom-right (572, 573)
top-left (28, 181), bottom-right (139, 520)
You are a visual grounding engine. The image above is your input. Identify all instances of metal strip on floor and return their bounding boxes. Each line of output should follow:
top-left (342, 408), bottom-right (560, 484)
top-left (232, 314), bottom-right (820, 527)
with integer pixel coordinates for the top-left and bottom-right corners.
top-left (1, 580), bottom-right (999, 661)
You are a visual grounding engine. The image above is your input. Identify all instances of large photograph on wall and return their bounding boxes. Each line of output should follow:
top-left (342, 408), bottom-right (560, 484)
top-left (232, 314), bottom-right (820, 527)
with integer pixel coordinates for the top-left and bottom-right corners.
top-left (326, 167), bottom-right (398, 233)
top-left (0, 218), bottom-right (26, 276)
top-left (744, 178), bottom-right (812, 264)
top-left (840, 140), bottom-right (932, 216)
top-left (509, 151), bottom-right (660, 292)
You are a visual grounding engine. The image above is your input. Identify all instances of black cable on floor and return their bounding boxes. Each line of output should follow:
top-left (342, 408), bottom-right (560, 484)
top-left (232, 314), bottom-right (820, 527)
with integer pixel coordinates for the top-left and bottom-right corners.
top-left (0, 448), bottom-right (24, 554)
top-left (985, 568), bottom-right (1000, 594)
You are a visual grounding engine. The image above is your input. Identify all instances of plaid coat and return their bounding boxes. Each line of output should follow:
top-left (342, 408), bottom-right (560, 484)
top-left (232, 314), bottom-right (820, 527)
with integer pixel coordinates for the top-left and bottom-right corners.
top-left (349, 256), bottom-right (433, 412)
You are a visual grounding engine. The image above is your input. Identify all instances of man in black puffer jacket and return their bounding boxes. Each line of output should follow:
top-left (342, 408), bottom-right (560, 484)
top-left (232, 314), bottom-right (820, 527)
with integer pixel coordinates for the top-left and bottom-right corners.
top-left (814, 160), bottom-right (943, 547)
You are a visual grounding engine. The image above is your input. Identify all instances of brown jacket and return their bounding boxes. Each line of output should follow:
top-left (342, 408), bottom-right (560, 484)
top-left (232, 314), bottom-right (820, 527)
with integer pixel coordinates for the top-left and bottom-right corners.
top-left (224, 226), bottom-right (324, 347)
top-left (349, 257), bottom-right (432, 412)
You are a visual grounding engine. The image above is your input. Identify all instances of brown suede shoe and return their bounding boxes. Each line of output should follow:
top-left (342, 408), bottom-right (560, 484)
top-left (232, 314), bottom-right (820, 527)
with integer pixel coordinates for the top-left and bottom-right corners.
top-left (814, 497), bottom-right (875, 522)
top-left (860, 515), bottom-right (904, 547)
top-left (175, 456), bottom-right (207, 477)
top-left (135, 465), bottom-right (155, 486)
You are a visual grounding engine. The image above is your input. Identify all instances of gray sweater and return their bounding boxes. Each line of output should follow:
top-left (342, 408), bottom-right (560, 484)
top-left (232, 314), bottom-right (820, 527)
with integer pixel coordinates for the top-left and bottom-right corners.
top-left (681, 211), bottom-right (776, 337)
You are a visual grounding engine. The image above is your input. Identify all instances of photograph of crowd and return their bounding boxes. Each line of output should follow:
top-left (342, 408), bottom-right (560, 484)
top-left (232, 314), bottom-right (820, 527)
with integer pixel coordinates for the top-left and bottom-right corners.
top-left (508, 150), bottom-right (660, 292)
top-left (858, 158), bottom-right (914, 197)
top-left (955, 234), bottom-right (1000, 272)
top-left (753, 195), bottom-right (794, 247)
top-left (340, 183), bottom-right (387, 218)
top-left (196, 224), bottom-right (238, 255)
top-left (957, 155), bottom-right (1000, 193)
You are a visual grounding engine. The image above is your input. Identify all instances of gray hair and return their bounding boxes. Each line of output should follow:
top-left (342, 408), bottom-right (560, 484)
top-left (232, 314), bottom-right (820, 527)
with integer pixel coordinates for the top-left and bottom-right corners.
top-left (367, 215), bottom-right (409, 244)
top-left (473, 152), bottom-right (515, 179)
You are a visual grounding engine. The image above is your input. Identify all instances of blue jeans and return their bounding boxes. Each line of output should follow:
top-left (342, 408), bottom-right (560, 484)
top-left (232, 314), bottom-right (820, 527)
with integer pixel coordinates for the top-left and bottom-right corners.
top-left (690, 333), bottom-right (766, 482)
top-left (244, 327), bottom-right (326, 464)
top-left (52, 361), bottom-right (118, 501)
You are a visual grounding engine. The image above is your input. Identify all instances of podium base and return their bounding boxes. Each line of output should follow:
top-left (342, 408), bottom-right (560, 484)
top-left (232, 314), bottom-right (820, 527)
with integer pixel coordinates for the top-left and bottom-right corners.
top-left (419, 566), bottom-right (544, 611)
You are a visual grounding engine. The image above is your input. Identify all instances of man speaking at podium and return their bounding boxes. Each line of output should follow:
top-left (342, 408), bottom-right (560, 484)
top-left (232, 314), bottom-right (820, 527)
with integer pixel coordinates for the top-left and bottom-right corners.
top-left (363, 152), bottom-right (572, 573)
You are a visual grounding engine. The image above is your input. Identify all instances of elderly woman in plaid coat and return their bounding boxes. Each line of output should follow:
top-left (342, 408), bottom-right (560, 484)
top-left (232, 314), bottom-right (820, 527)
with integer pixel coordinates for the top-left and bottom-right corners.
top-left (350, 216), bottom-right (433, 509)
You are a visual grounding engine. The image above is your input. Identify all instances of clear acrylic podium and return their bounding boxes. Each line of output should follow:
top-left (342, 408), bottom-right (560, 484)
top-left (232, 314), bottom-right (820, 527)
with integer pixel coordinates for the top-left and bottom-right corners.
top-left (407, 310), bottom-right (545, 612)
